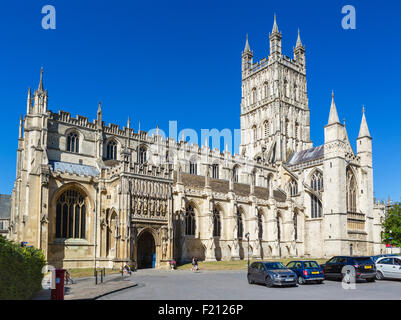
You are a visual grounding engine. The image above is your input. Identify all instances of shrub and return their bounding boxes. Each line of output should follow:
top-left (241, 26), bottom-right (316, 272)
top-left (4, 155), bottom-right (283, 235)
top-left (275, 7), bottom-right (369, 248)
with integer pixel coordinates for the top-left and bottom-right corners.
top-left (0, 236), bottom-right (46, 300)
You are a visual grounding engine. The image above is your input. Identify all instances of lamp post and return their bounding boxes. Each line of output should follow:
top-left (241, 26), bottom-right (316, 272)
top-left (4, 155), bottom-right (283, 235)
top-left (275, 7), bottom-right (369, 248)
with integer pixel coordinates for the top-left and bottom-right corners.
top-left (389, 230), bottom-right (393, 255)
top-left (245, 232), bottom-right (250, 269)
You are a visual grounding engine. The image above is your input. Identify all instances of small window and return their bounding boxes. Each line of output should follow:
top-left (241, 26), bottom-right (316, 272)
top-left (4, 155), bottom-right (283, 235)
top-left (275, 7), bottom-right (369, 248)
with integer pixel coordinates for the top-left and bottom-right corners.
top-left (67, 132), bottom-right (79, 153)
top-left (189, 160), bottom-right (197, 175)
top-left (212, 164), bottom-right (219, 179)
top-left (106, 140), bottom-right (117, 160)
top-left (138, 146), bottom-right (147, 164)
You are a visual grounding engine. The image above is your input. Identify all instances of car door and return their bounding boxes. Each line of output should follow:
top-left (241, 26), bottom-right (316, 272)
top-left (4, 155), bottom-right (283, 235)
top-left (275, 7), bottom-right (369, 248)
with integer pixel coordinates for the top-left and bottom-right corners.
top-left (256, 263), bottom-right (266, 283)
top-left (335, 257), bottom-right (347, 277)
top-left (377, 258), bottom-right (393, 278)
top-left (324, 257), bottom-right (337, 276)
top-left (249, 263), bottom-right (258, 282)
top-left (391, 258), bottom-right (401, 279)
top-left (286, 261), bottom-right (297, 276)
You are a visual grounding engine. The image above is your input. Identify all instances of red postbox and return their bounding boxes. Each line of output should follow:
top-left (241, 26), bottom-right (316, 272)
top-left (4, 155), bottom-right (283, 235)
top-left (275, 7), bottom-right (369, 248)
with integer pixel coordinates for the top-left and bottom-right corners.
top-left (51, 269), bottom-right (66, 300)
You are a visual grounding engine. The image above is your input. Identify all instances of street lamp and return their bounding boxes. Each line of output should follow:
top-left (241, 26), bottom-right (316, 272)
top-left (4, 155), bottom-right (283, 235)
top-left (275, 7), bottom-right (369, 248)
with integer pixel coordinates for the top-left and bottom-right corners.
top-left (245, 232), bottom-right (250, 269)
top-left (389, 230), bottom-right (393, 255)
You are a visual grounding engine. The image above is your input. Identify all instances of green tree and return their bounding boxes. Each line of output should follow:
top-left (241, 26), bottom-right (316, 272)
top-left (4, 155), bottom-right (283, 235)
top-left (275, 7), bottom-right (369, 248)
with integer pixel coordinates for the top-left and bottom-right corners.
top-left (381, 202), bottom-right (401, 247)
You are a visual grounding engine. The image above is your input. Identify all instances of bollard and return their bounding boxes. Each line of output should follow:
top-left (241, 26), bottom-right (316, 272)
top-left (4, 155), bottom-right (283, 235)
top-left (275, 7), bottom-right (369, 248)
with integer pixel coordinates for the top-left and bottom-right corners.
top-left (94, 268), bottom-right (98, 285)
top-left (100, 268), bottom-right (103, 283)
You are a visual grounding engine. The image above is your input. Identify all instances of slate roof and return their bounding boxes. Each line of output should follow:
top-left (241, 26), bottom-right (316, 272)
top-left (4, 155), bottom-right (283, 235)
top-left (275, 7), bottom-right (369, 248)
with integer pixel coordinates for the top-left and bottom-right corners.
top-left (286, 145), bottom-right (324, 166)
top-left (50, 161), bottom-right (100, 177)
top-left (0, 194), bottom-right (11, 219)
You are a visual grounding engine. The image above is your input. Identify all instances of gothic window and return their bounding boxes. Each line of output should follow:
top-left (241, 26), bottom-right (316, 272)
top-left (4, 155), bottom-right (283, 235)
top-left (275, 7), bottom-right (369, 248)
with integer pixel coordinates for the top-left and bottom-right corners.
top-left (212, 164), bottom-right (219, 179)
top-left (189, 159), bottom-right (197, 175)
top-left (263, 82), bottom-right (269, 99)
top-left (252, 88), bottom-right (257, 104)
top-left (294, 83), bottom-right (298, 101)
top-left (185, 205), bottom-right (196, 236)
top-left (258, 212), bottom-right (263, 240)
top-left (67, 132), bottom-right (79, 153)
top-left (252, 125), bottom-right (257, 142)
top-left (55, 188), bottom-right (86, 239)
top-left (236, 208), bottom-right (243, 239)
top-left (213, 207), bottom-right (221, 237)
top-left (346, 168), bottom-right (357, 213)
top-left (276, 213), bottom-right (281, 242)
top-left (264, 121), bottom-right (269, 138)
top-left (106, 140), bottom-right (117, 160)
top-left (284, 80), bottom-right (288, 98)
top-left (293, 211), bottom-right (298, 241)
top-left (310, 170), bottom-right (323, 218)
top-left (289, 179), bottom-right (298, 197)
top-left (295, 122), bottom-right (299, 140)
top-left (233, 165), bottom-right (239, 183)
top-left (138, 146), bottom-right (147, 164)
top-left (285, 119), bottom-right (289, 136)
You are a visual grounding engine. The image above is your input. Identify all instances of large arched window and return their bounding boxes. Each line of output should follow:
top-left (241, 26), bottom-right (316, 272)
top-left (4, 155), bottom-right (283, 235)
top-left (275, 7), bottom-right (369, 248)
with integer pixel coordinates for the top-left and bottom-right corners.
top-left (55, 188), bottom-right (86, 239)
top-left (138, 146), bottom-right (147, 164)
top-left (258, 211), bottom-right (263, 240)
top-left (289, 179), bottom-right (298, 197)
top-left (106, 140), bottom-right (117, 160)
top-left (213, 206), bottom-right (221, 237)
top-left (236, 208), bottom-right (244, 239)
top-left (185, 205), bottom-right (196, 236)
top-left (311, 170), bottom-right (323, 218)
top-left (67, 132), bottom-right (79, 153)
top-left (346, 168), bottom-right (357, 213)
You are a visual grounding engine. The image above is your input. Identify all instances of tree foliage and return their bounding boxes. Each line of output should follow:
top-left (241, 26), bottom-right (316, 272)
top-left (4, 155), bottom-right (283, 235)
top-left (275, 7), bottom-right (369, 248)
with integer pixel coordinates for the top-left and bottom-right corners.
top-left (381, 203), bottom-right (401, 247)
top-left (0, 236), bottom-right (46, 300)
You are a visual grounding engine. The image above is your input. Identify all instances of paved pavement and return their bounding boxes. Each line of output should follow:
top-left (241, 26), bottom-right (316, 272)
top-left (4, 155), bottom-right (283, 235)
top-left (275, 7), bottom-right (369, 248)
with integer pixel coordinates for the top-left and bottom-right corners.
top-left (98, 269), bottom-right (401, 300)
top-left (32, 273), bottom-right (136, 300)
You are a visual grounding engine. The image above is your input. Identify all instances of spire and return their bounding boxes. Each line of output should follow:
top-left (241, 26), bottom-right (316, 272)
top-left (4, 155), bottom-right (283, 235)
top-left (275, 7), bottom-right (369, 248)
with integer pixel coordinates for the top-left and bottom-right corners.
top-left (358, 106), bottom-right (371, 138)
top-left (38, 67), bottom-right (44, 91)
top-left (327, 91), bottom-right (340, 124)
top-left (127, 116), bottom-right (130, 129)
top-left (244, 34), bottom-right (251, 52)
top-left (272, 14), bottom-right (279, 33)
top-left (26, 87), bottom-right (32, 114)
top-left (296, 29), bottom-right (302, 48)
top-left (97, 101), bottom-right (102, 114)
top-left (19, 115), bottom-right (23, 139)
top-left (96, 102), bottom-right (102, 129)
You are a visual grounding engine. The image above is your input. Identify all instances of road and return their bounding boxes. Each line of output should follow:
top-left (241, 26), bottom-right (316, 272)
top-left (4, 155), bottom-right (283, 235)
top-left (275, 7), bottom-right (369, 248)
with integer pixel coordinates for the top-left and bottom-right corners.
top-left (98, 269), bottom-right (401, 300)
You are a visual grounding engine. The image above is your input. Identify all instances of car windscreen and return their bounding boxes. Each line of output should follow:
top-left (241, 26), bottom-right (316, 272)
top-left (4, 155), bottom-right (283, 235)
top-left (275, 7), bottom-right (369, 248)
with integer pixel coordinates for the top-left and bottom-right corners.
top-left (264, 262), bottom-right (285, 270)
top-left (353, 257), bottom-right (373, 264)
top-left (303, 261), bottom-right (319, 269)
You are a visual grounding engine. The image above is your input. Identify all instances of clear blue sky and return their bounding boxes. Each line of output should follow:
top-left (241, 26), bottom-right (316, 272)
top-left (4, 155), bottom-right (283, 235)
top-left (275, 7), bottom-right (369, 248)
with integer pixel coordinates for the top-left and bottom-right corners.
top-left (0, 0), bottom-right (400, 202)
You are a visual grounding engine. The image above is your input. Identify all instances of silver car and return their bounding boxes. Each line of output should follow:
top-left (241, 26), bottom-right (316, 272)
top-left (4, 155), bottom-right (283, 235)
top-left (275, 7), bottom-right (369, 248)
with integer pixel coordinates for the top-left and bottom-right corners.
top-left (247, 261), bottom-right (298, 287)
top-left (375, 256), bottom-right (401, 280)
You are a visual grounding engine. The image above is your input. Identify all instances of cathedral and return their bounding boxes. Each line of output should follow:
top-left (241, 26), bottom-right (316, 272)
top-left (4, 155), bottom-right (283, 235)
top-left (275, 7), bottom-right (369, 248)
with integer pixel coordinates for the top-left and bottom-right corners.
top-left (8, 17), bottom-right (385, 269)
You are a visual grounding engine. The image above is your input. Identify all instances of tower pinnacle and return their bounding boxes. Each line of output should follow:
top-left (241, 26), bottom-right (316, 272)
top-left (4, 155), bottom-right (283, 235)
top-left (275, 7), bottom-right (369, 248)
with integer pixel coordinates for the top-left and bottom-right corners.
top-left (244, 34), bottom-right (251, 52)
top-left (296, 29), bottom-right (302, 47)
top-left (358, 106), bottom-right (371, 138)
top-left (272, 14), bottom-right (279, 34)
top-left (38, 67), bottom-right (44, 91)
top-left (327, 91), bottom-right (340, 124)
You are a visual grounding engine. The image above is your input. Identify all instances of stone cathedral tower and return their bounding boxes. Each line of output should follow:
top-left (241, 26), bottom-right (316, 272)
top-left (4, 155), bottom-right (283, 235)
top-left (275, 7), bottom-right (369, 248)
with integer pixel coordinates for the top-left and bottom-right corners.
top-left (240, 15), bottom-right (312, 163)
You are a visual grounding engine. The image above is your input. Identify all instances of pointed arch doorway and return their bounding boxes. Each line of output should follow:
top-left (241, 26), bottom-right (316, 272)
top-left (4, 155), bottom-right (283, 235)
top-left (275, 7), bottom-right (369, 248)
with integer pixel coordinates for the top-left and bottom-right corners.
top-left (137, 230), bottom-right (156, 269)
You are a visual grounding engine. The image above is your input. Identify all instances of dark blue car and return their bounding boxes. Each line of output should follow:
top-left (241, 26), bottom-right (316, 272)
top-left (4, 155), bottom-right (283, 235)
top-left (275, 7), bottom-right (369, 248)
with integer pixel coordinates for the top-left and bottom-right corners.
top-left (286, 260), bottom-right (325, 285)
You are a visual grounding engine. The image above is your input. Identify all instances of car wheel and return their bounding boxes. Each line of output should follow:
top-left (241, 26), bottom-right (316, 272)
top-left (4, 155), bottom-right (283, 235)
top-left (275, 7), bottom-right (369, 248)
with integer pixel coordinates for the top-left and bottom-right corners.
top-left (297, 276), bottom-right (306, 285)
top-left (376, 271), bottom-right (384, 280)
top-left (265, 276), bottom-right (273, 288)
top-left (247, 274), bottom-right (254, 284)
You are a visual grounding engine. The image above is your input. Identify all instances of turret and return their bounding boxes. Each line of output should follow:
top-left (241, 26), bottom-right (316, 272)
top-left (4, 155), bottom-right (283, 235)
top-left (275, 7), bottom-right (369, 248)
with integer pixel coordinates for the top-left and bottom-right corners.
top-left (32, 68), bottom-right (48, 114)
top-left (356, 107), bottom-right (372, 166)
top-left (294, 29), bottom-right (305, 67)
top-left (97, 102), bottom-right (102, 129)
top-left (242, 34), bottom-right (253, 73)
top-left (26, 88), bottom-right (32, 114)
top-left (269, 14), bottom-right (282, 58)
top-left (324, 92), bottom-right (344, 143)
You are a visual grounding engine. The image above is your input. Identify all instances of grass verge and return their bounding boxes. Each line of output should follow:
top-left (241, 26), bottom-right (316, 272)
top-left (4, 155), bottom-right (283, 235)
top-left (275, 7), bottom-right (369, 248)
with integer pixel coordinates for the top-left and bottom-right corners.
top-left (176, 258), bottom-right (328, 271)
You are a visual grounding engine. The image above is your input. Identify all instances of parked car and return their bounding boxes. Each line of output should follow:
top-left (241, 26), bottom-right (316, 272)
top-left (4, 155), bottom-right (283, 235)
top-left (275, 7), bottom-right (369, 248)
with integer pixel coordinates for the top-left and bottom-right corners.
top-left (371, 254), bottom-right (398, 263)
top-left (247, 261), bottom-right (297, 287)
top-left (321, 256), bottom-right (376, 282)
top-left (375, 256), bottom-right (401, 280)
top-left (286, 260), bottom-right (325, 284)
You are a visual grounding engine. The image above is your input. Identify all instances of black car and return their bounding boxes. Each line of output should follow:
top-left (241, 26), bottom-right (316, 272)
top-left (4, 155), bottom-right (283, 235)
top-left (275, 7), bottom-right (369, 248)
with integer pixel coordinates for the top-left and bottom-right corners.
top-left (247, 261), bottom-right (297, 287)
top-left (321, 256), bottom-right (376, 282)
